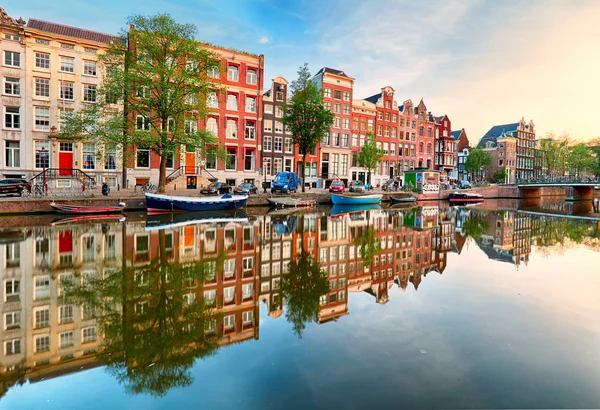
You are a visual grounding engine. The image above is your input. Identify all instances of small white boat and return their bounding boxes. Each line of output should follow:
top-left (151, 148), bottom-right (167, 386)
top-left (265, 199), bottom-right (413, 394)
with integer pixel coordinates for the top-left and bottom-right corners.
top-left (266, 197), bottom-right (316, 208)
top-left (330, 193), bottom-right (383, 205)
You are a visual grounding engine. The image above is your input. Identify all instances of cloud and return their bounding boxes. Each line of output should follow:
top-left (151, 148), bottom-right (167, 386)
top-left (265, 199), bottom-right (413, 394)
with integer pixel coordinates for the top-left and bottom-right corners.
top-left (258, 36), bottom-right (270, 44)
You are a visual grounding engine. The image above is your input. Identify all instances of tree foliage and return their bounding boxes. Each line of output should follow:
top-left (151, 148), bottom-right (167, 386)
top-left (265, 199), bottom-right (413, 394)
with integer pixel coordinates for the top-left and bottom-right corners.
top-left (281, 64), bottom-right (335, 192)
top-left (357, 132), bottom-right (385, 187)
top-left (60, 13), bottom-right (223, 192)
top-left (464, 147), bottom-right (492, 178)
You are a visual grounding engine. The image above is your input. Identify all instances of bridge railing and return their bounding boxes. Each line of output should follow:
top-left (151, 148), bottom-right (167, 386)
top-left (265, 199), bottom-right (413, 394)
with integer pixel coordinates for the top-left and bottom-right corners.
top-left (516, 176), bottom-right (600, 185)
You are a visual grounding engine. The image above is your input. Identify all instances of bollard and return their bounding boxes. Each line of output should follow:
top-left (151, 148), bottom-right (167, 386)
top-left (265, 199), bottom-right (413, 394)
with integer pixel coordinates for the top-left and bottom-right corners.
top-left (117, 183), bottom-right (120, 191)
top-left (174, 184), bottom-right (176, 191)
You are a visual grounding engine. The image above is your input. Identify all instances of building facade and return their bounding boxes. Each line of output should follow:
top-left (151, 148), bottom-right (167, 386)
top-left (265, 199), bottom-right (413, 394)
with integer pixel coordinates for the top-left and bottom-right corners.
top-left (433, 114), bottom-right (454, 181)
top-left (398, 99), bottom-right (417, 174)
top-left (449, 128), bottom-right (470, 181)
top-left (350, 99), bottom-right (375, 183)
top-left (415, 100), bottom-right (434, 169)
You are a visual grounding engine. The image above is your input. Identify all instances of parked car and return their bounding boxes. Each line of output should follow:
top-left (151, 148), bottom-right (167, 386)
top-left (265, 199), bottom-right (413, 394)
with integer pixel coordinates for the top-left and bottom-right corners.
top-left (233, 182), bottom-right (258, 195)
top-left (329, 180), bottom-right (345, 193)
top-left (271, 172), bottom-right (299, 194)
top-left (200, 182), bottom-right (231, 195)
top-left (0, 179), bottom-right (31, 197)
top-left (459, 180), bottom-right (472, 189)
top-left (349, 180), bottom-right (365, 193)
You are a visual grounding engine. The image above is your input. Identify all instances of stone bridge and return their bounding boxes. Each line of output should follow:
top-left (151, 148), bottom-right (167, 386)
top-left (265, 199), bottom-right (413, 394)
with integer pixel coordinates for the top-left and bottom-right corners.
top-left (517, 179), bottom-right (599, 201)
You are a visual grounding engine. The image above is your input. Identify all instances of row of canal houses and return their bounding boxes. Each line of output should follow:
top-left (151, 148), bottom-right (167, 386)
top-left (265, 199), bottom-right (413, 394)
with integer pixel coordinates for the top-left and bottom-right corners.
top-left (0, 204), bottom-right (550, 393)
top-left (0, 7), bottom-right (470, 191)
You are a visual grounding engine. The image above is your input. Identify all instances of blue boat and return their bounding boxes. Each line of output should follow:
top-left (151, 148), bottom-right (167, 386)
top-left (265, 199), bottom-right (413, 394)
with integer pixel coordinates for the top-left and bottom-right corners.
top-left (330, 193), bottom-right (383, 205)
top-left (331, 204), bottom-right (382, 216)
top-left (145, 193), bottom-right (248, 213)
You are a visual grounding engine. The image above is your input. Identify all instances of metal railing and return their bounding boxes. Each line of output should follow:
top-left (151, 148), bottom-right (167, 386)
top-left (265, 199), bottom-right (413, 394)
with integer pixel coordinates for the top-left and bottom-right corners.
top-left (516, 176), bottom-right (600, 185)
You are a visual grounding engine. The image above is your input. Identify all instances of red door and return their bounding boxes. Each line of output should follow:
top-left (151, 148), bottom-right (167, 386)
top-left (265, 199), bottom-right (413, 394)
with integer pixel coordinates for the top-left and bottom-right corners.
top-left (59, 142), bottom-right (73, 176)
top-left (58, 230), bottom-right (73, 253)
top-left (185, 152), bottom-right (195, 174)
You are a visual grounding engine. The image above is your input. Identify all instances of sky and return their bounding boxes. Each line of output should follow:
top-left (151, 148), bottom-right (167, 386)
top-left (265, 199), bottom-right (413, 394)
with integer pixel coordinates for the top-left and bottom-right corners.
top-left (4, 0), bottom-right (600, 144)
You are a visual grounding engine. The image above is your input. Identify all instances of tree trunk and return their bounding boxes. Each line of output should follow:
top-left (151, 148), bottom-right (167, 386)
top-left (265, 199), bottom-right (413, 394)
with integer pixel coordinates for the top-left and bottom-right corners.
top-left (367, 170), bottom-right (371, 189)
top-left (301, 153), bottom-right (307, 193)
top-left (158, 151), bottom-right (168, 193)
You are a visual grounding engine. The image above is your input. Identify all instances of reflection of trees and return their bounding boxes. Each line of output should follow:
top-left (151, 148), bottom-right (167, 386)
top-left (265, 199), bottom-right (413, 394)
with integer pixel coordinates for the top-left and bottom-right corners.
top-left (535, 217), bottom-right (595, 250)
top-left (353, 225), bottom-right (382, 269)
top-left (63, 231), bottom-right (222, 397)
top-left (463, 212), bottom-right (489, 241)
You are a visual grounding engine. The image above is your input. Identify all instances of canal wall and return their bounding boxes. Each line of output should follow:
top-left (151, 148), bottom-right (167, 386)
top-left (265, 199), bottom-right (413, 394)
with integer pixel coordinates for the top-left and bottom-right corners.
top-left (416, 185), bottom-right (567, 201)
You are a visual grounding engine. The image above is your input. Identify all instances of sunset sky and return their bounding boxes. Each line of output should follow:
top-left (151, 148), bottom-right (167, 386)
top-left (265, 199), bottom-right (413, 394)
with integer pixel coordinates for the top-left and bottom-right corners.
top-left (6, 0), bottom-right (600, 143)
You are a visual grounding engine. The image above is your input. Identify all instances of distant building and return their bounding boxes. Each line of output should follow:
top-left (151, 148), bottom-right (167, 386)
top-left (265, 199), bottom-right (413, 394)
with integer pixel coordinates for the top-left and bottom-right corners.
top-left (450, 128), bottom-right (470, 181)
top-left (433, 114), bottom-right (454, 181)
top-left (350, 98), bottom-right (376, 183)
top-left (480, 132), bottom-right (517, 184)
top-left (398, 99), bottom-right (418, 173)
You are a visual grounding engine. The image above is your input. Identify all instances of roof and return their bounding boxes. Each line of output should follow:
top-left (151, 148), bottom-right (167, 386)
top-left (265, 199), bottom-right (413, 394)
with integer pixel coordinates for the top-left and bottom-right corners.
top-left (316, 67), bottom-right (350, 78)
top-left (451, 130), bottom-right (462, 140)
top-left (477, 122), bottom-right (520, 148)
top-left (398, 104), bottom-right (404, 112)
top-left (364, 93), bottom-right (380, 104)
top-left (27, 18), bottom-right (120, 43)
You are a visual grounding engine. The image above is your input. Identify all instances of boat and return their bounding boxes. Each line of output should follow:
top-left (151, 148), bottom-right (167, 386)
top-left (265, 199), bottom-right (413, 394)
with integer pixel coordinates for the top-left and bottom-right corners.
top-left (145, 210), bottom-right (248, 230)
top-left (51, 215), bottom-right (126, 226)
top-left (448, 191), bottom-right (484, 203)
top-left (50, 202), bottom-right (126, 215)
top-left (330, 204), bottom-right (382, 216)
top-left (330, 193), bottom-right (383, 205)
top-left (145, 193), bottom-right (247, 213)
top-left (389, 195), bottom-right (417, 204)
top-left (266, 196), bottom-right (317, 208)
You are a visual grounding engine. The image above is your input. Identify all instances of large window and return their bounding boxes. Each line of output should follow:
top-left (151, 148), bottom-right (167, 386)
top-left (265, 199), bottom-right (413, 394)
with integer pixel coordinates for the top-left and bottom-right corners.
top-left (245, 96), bottom-right (256, 113)
top-left (185, 119), bottom-right (197, 134)
top-left (207, 65), bottom-right (219, 78)
top-left (274, 158), bottom-right (282, 174)
top-left (263, 158), bottom-right (271, 176)
top-left (206, 117), bottom-right (218, 136)
top-left (104, 146), bottom-right (117, 170)
top-left (264, 136), bottom-right (272, 151)
top-left (246, 69), bottom-right (257, 85)
top-left (5, 107), bottom-right (20, 129)
top-left (227, 64), bottom-right (239, 81)
top-left (35, 141), bottom-right (50, 169)
top-left (35, 78), bottom-right (50, 97)
top-left (244, 149), bottom-right (255, 171)
top-left (207, 91), bottom-right (218, 108)
top-left (226, 94), bottom-right (238, 110)
top-left (226, 119), bottom-right (237, 138)
top-left (136, 114), bottom-right (150, 131)
top-left (136, 147), bottom-right (150, 168)
top-left (34, 107), bottom-right (50, 131)
top-left (35, 52), bottom-right (50, 69)
top-left (245, 121), bottom-right (255, 139)
top-left (83, 84), bottom-right (96, 102)
top-left (83, 60), bottom-right (97, 76)
top-left (285, 138), bottom-right (293, 153)
top-left (4, 78), bottom-right (19, 96)
top-left (35, 335), bottom-right (50, 352)
top-left (83, 143), bottom-right (96, 170)
top-left (5, 141), bottom-right (20, 168)
top-left (4, 51), bottom-right (20, 67)
top-left (60, 56), bottom-right (74, 73)
top-left (226, 147), bottom-right (237, 170)
top-left (274, 137), bottom-right (283, 152)
top-left (60, 81), bottom-right (74, 100)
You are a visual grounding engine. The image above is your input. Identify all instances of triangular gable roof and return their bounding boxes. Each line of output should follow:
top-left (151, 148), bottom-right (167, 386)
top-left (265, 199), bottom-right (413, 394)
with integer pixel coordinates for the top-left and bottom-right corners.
top-left (477, 122), bottom-right (520, 148)
top-left (364, 93), bottom-right (380, 105)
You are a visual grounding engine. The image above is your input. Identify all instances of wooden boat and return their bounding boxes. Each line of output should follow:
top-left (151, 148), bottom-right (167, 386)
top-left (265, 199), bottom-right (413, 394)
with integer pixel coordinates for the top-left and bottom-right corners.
top-left (50, 202), bottom-right (126, 215)
top-left (145, 193), bottom-right (247, 213)
top-left (448, 191), bottom-right (484, 203)
top-left (266, 196), bottom-right (316, 208)
top-left (145, 210), bottom-right (248, 231)
top-left (330, 193), bottom-right (382, 205)
top-left (389, 195), bottom-right (417, 204)
top-left (51, 215), bottom-right (126, 226)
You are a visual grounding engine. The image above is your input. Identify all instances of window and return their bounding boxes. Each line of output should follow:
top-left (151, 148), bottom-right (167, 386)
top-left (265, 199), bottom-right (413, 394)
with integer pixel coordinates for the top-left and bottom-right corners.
top-left (227, 64), bottom-right (239, 81)
top-left (324, 102), bottom-right (332, 111)
top-left (34, 107), bottom-right (50, 131)
top-left (5, 107), bottom-right (20, 129)
top-left (35, 308), bottom-right (50, 328)
top-left (5, 280), bottom-right (20, 302)
top-left (206, 117), bottom-right (218, 136)
top-left (61, 43), bottom-right (75, 50)
top-left (60, 81), bottom-right (74, 100)
top-left (136, 114), bottom-right (150, 131)
top-left (343, 91), bottom-right (351, 101)
top-left (275, 121), bottom-right (283, 133)
top-left (4, 78), bottom-right (19, 96)
top-left (35, 78), bottom-right (50, 97)
top-left (136, 147), bottom-right (150, 168)
top-left (83, 84), bottom-right (96, 102)
top-left (5, 339), bottom-right (21, 355)
top-left (84, 47), bottom-right (97, 54)
top-left (82, 327), bottom-right (97, 343)
top-left (60, 56), bottom-right (74, 73)
top-left (207, 91), bottom-right (218, 108)
top-left (342, 134), bottom-right (349, 147)
top-left (343, 118), bottom-right (350, 129)
top-left (35, 52), bottom-right (50, 69)
top-left (226, 94), bottom-right (238, 110)
top-left (274, 137), bottom-right (283, 152)
top-left (246, 68), bottom-right (257, 85)
top-left (136, 86), bottom-right (151, 99)
top-left (83, 60), bottom-right (97, 76)
top-left (335, 118), bottom-right (341, 128)
top-left (341, 154), bottom-right (348, 175)
top-left (323, 88), bottom-right (332, 98)
top-left (185, 119), bottom-right (198, 134)
top-left (4, 51), bottom-right (20, 67)
top-left (60, 305), bottom-right (74, 324)
top-left (263, 136), bottom-right (272, 151)
top-left (226, 119), bottom-right (237, 138)
top-left (275, 106), bottom-right (283, 117)
top-left (5, 141), bottom-right (20, 167)
top-left (83, 143), bottom-right (96, 169)
top-left (334, 90), bottom-right (342, 99)
top-left (35, 335), bottom-right (50, 352)
top-left (274, 158), bottom-right (282, 174)
top-left (244, 149), bottom-right (255, 170)
top-left (285, 138), bottom-right (293, 153)
top-left (4, 311), bottom-right (20, 330)
top-left (104, 146), bottom-right (117, 170)
top-left (264, 104), bottom-right (273, 114)
top-left (226, 147), bottom-right (237, 170)
top-left (207, 65), bottom-right (220, 78)
top-left (224, 287), bottom-right (235, 304)
top-left (263, 157), bottom-right (271, 176)
top-left (243, 257), bottom-right (253, 276)
top-left (60, 331), bottom-right (74, 348)
top-left (4, 33), bottom-right (20, 41)
top-left (245, 96), bottom-right (256, 113)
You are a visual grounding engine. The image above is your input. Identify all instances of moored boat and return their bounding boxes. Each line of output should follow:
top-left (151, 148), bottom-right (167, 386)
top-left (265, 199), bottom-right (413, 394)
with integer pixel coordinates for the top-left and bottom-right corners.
top-left (330, 204), bottom-right (382, 216)
top-left (51, 215), bottom-right (127, 226)
top-left (266, 196), bottom-right (317, 208)
top-left (448, 191), bottom-right (484, 203)
top-left (330, 193), bottom-right (383, 205)
top-left (389, 195), bottom-right (417, 204)
top-left (145, 193), bottom-right (247, 213)
top-left (145, 210), bottom-right (248, 231)
top-left (50, 202), bottom-right (126, 215)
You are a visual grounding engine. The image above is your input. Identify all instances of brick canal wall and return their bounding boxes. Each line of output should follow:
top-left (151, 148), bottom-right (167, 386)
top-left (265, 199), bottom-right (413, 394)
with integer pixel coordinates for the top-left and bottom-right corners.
top-left (417, 185), bottom-right (566, 201)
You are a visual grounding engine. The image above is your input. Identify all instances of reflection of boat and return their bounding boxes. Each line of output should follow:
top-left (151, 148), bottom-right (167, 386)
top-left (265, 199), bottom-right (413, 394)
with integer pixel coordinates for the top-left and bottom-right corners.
top-left (50, 202), bottom-right (126, 214)
top-left (266, 197), bottom-right (316, 208)
top-left (330, 193), bottom-right (383, 205)
top-left (330, 204), bottom-right (382, 216)
top-left (0, 228), bottom-right (29, 244)
top-left (145, 193), bottom-right (247, 213)
top-left (448, 192), bottom-right (484, 203)
top-left (51, 215), bottom-right (126, 226)
top-left (270, 215), bottom-right (297, 235)
top-left (145, 210), bottom-right (248, 231)
top-left (389, 195), bottom-right (417, 204)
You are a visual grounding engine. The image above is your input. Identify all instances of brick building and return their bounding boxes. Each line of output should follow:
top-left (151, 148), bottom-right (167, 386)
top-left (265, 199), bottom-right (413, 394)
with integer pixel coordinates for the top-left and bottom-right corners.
top-left (350, 99), bottom-right (376, 183)
top-left (398, 99), bottom-right (417, 173)
top-left (416, 100), bottom-right (434, 169)
top-left (450, 128), bottom-right (470, 181)
top-left (433, 114), bottom-right (454, 180)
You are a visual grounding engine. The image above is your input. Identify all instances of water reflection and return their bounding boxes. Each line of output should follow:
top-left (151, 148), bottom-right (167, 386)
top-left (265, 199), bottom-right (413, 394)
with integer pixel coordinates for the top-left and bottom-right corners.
top-left (0, 204), bottom-right (598, 398)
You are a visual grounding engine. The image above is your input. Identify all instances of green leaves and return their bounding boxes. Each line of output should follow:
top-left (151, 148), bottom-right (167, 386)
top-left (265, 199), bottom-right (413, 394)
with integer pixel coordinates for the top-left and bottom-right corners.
top-left (464, 147), bottom-right (492, 175)
top-left (357, 132), bottom-right (384, 185)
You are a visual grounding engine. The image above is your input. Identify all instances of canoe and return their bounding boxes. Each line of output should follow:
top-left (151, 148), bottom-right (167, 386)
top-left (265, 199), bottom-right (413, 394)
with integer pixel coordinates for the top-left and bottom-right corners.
top-left (266, 197), bottom-right (316, 208)
top-left (448, 192), bottom-right (484, 203)
top-left (145, 193), bottom-right (247, 213)
top-left (330, 193), bottom-right (383, 205)
top-left (145, 210), bottom-right (248, 231)
top-left (389, 195), bottom-right (417, 204)
top-left (50, 202), bottom-right (126, 215)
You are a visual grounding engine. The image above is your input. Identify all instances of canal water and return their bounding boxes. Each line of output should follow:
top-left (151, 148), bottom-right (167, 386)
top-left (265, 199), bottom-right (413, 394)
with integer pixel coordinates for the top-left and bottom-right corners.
top-left (0, 203), bottom-right (599, 409)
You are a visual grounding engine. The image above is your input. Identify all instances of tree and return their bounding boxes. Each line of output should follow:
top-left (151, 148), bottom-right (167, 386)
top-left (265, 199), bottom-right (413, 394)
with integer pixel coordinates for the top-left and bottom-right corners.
top-left (462, 211), bottom-right (489, 241)
top-left (494, 169), bottom-right (507, 184)
top-left (568, 143), bottom-right (596, 177)
top-left (539, 132), bottom-right (571, 176)
top-left (60, 13), bottom-right (222, 192)
top-left (281, 64), bottom-right (335, 192)
top-left (353, 224), bottom-right (383, 269)
top-left (357, 132), bottom-right (384, 188)
top-left (464, 147), bottom-right (491, 180)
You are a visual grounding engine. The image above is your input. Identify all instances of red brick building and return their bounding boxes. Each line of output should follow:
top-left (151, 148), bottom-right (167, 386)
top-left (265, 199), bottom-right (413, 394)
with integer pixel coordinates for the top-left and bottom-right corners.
top-left (350, 99), bottom-right (376, 183)
top-left (434, 114), bottom-right (455, 180)
top-left (415, 100), bottom-right (434, 169)
top-left (398, 99), bottom-right (417, 173)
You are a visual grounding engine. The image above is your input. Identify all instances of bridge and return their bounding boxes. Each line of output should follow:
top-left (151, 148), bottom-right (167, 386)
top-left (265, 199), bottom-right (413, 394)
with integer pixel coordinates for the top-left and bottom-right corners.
top-left (515, 177), bottom-right (599, 201)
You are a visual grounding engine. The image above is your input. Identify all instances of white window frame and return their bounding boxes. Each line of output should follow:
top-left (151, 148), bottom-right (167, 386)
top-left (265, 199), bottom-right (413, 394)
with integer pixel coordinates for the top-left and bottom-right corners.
top-left (4, 77), bottom-right (20, 96)
top-left (83, 60), bottom-right (97, 76)
top-left (34, 78), bottom-right (50, 98)
top-left (34, 107), bottom-right (51, 131)
top-left (60, 56), bottom-right (75, 73)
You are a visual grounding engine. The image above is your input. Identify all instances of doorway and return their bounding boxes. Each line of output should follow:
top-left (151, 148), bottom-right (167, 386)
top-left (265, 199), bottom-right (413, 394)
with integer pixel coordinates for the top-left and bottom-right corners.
top-left (59, 142), bottom-right (73, 176)
top-left (185, 152), bottom-right (195, 174)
